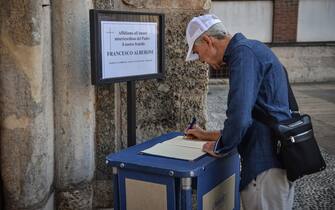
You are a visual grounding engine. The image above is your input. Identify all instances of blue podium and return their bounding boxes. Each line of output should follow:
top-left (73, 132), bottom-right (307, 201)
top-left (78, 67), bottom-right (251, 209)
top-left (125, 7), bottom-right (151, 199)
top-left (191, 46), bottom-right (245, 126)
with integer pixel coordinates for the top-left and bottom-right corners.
top-left (106, 132), bottom-right (240, 210)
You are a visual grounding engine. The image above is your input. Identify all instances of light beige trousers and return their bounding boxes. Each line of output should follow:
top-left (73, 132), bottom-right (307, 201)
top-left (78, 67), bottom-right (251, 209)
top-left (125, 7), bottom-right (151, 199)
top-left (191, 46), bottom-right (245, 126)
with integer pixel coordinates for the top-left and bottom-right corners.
top-left (241, 168), bottom-right (295, 210)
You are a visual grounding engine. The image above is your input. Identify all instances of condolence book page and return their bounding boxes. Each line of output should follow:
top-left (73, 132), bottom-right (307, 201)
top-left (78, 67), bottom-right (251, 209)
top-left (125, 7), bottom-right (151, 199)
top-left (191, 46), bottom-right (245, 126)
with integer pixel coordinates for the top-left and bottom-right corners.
top-left (141, 136), bottom-right (207, 161)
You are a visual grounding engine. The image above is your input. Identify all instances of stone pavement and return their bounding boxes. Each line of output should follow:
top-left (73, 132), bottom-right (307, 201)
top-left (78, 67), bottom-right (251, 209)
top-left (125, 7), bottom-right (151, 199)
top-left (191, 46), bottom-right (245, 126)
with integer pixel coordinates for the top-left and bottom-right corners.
top-left (207, 82), bottom-right (335, 210)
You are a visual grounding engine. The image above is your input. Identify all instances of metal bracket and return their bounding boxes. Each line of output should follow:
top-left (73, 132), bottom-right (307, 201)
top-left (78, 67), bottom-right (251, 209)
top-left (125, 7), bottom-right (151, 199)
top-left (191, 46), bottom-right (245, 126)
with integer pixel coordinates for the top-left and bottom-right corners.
top-left (181, 177), bottom-right (192, 190)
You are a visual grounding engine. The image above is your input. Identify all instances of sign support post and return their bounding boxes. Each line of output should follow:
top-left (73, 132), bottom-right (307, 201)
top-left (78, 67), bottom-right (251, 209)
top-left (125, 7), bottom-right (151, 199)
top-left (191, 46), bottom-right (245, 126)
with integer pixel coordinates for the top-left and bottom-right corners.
top-left (127, 80), bottom-right (136, 147)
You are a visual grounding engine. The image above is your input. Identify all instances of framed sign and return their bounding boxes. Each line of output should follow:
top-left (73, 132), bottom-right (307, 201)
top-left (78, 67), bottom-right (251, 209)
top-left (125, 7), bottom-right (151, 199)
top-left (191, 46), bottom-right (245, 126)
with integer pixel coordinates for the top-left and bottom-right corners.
top-left (90, 10), bottom-right (165, 84)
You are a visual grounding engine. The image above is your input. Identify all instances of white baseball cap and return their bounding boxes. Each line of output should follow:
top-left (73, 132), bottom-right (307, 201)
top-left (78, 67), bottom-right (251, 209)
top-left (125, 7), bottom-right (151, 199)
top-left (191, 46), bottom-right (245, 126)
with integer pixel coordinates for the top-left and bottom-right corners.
top-left (185, 14), bottom-right (223, 61)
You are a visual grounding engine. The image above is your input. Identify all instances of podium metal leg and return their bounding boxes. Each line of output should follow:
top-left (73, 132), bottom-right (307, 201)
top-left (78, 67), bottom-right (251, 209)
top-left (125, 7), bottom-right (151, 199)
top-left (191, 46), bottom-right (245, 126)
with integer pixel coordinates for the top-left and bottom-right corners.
top-left (113, 167), bottom-right (120, 210)
top-left (181, 177), bottom-right (192, 210)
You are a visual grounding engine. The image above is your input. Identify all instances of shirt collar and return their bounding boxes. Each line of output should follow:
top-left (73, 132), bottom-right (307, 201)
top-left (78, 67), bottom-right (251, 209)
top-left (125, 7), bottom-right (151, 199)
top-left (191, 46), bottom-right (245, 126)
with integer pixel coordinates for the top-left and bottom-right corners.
top-left (223, 33), bottom-right (247, 62)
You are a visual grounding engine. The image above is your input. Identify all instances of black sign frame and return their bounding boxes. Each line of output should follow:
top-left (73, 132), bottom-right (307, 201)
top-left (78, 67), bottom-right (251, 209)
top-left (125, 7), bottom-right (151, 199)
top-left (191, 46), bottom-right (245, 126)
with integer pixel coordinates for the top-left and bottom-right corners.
top-left (90, 10), bottom-right (165, 85)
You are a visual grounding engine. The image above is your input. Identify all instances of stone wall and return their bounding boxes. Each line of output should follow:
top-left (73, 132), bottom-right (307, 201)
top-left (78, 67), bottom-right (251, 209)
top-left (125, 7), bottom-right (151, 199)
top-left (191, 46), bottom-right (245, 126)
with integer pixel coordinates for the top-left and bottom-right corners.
top-left (272, 46), bottom-right (335, 83)
top-left (93, 0), bottom-right (211, 208)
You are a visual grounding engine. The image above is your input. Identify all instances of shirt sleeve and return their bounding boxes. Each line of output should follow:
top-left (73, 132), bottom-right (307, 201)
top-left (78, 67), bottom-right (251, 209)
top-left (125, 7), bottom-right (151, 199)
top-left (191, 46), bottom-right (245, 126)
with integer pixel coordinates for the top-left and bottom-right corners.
top-left (214, 46), bottom-right (263, 154)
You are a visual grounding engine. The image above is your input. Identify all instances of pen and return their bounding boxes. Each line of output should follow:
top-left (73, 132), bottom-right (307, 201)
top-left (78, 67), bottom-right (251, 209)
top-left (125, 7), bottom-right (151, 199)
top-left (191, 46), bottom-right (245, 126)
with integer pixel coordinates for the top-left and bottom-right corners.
top-left (188, 116), bottom-right (197, 129)
top-left (185, 117), bottom-right (197, 135)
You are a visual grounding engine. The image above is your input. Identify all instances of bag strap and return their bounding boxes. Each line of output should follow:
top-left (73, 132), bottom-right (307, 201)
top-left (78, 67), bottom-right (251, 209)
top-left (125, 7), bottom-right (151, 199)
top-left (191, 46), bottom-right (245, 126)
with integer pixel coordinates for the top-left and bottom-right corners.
top-left (252, 66), bottom-right (300, 125)
top-left (283, 66), bottom-right (300, 117)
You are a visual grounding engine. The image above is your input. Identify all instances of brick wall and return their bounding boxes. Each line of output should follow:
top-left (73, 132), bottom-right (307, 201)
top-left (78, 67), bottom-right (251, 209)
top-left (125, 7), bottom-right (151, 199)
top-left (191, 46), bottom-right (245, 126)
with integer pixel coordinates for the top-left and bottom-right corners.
top-left (272, 0), bottom-right (299, 43)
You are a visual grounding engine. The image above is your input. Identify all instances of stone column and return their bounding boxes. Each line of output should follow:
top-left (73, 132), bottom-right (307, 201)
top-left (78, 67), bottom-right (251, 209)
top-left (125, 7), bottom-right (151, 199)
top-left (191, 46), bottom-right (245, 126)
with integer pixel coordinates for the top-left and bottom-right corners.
top-left (0, 0), bottom-right (54, 209)
top-left (52, 0), bottom-right (95, 209)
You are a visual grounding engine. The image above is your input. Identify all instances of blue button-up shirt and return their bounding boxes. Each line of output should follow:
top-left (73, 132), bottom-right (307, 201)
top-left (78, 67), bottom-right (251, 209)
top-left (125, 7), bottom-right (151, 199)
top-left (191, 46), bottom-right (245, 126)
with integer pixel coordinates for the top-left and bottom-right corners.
top-left (213, 33), bottom-right (291, 190)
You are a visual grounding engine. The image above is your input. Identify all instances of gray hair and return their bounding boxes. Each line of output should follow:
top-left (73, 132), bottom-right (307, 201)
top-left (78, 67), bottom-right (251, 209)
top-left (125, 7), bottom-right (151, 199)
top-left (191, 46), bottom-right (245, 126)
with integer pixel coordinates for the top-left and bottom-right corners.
top-left (194, 22), bottom-right (228, 45)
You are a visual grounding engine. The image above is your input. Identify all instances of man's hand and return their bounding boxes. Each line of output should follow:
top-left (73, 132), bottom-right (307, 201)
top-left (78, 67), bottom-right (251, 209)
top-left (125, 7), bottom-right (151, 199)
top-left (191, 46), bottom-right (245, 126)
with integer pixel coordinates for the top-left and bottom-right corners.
top-left (184, 124), bottom-right (206, 140)
top-left (202, 141), bottom-right (224, 158)
top-left (184, 124), bottom-right (221, 141)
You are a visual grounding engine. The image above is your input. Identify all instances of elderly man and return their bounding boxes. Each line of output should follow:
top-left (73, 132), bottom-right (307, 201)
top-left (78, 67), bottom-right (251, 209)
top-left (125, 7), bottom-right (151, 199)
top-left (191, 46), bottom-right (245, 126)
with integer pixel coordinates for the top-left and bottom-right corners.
top-left (184, 14), bottom-right (295, 210)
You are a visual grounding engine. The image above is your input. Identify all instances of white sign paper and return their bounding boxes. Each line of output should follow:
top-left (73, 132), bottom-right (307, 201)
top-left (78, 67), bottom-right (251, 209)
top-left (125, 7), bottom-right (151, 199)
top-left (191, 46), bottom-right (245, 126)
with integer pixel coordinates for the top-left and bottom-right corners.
top-left (101, 21), bottom-right (158, 79)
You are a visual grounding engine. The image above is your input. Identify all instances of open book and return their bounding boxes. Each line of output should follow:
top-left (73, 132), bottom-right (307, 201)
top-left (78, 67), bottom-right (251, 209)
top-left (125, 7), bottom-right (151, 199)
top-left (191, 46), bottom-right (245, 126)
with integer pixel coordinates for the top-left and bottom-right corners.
top-left (141, 136), bottom-right (207, 161)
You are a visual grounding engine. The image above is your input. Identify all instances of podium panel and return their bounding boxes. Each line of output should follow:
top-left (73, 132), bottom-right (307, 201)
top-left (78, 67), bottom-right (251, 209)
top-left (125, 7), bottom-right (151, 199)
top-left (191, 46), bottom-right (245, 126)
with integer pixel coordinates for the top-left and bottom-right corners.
top-left (202, 175), bottom-right (235, 210)
top-left (125, 178), bottom-right (167, 210)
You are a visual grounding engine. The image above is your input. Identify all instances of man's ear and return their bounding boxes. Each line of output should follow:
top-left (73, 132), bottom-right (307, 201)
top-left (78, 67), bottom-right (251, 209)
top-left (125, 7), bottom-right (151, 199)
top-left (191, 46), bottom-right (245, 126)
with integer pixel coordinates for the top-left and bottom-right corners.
top-left (202, 35), bottom-right (213, 46)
